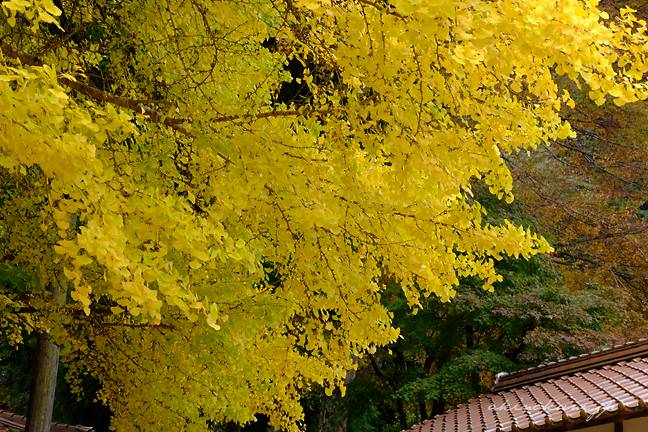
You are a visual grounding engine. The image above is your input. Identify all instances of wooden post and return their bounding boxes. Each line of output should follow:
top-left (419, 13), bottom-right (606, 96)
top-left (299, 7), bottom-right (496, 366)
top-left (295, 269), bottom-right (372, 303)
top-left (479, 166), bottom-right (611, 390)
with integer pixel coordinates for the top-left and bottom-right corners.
top-left (26, 214), bottom-right (76, 432)
top-left (25, 277), bottom-right (68, 432)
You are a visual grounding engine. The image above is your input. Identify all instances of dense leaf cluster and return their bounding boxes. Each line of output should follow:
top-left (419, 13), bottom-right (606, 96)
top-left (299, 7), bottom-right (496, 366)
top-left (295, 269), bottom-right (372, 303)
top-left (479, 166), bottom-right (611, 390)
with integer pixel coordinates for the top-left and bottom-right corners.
top-left (1, 0), bottom-right (647, 431)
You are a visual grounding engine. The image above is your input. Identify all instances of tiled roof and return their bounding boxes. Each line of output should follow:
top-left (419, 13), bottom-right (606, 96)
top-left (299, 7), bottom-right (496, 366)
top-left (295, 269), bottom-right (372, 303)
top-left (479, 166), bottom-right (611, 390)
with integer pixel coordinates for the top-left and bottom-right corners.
top-left (0, 410), bottom-right (94, 432)
top-left (493, 339), bottom-right (648, 392)
top-left (411, 355), bottom-right (648, 432)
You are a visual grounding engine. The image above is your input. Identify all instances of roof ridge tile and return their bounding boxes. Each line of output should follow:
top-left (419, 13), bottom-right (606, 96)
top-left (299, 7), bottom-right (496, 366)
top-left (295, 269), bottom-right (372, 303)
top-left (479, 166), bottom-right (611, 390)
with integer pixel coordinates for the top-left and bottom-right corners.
top-left (494, 339), bottom-right (648, 392)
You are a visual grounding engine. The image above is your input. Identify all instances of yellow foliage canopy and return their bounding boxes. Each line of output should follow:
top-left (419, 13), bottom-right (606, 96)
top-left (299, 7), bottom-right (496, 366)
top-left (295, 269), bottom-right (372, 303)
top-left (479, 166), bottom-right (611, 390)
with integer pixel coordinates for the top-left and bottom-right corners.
top-left (0, 0), bottom-right (645, 430)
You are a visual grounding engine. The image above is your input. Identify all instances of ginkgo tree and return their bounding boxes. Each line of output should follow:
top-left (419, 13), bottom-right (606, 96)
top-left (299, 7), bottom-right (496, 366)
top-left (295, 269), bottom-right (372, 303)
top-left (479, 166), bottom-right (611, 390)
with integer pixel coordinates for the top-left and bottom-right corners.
top-left (0, 0), bottom-right (647, 430)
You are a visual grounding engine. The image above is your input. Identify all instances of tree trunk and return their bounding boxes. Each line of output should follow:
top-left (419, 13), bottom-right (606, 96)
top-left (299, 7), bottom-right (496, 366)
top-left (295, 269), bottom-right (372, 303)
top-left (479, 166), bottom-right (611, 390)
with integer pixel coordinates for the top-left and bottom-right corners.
top-left (25, 278), bottom-right (67, 432)
top-left (418, 400), bottom-right (427, 422)
top-left (430, 399), bottom-right (446, 417)
top-left (395, 397), bottom-right (407, 431)
top-left (318, 355), bottom-right (358, 432)
top-left (210, 422), bottom-right (242, 432)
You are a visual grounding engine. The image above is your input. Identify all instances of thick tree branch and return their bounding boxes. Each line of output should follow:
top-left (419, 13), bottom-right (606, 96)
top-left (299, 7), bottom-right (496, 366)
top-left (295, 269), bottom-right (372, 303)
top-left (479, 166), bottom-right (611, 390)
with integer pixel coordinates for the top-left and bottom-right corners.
top-left (1, 43), bottom-right (193, 136)
top-left (2, 43), bottom-right (380, 133)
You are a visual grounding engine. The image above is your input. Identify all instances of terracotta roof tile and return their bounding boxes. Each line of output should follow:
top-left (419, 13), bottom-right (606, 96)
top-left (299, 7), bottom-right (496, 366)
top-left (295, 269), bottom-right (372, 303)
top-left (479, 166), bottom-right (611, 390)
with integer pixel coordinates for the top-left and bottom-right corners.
top-left (0, 410), bottom-right (94, 432)
top-left (409, 356), bottom-right (648, 432)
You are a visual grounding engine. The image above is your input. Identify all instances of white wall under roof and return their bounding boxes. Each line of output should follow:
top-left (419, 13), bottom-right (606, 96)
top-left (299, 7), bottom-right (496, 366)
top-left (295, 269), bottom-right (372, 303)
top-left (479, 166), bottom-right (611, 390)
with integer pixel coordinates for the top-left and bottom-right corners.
top-left (578, 423), bottom-right (612, 432)
top-left (624, 415), bottom-right (648, 432)
top-left (573, 415), bottom-right (648, 432)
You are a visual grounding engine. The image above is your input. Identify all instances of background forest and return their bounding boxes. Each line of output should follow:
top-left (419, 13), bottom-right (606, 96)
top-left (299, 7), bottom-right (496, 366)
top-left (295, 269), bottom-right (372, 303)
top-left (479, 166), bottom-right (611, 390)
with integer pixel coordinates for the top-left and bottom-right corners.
top-left (2, 0), bottom-right (648, 432)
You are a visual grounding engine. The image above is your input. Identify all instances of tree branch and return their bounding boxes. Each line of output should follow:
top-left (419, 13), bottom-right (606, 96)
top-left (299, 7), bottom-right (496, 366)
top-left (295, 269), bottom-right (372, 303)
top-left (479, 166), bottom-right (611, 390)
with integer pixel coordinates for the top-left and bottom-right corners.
top-left (1, 43), bottom-right (193, 136)
top-left (212, 109), bottom-right (325, 123)
top-left (357, 0), bottom-right (406, 19)
top-left (367, 351), bottom-right (387, 379)
top-left (2, 43), bottom-right (379, 133)
top-left (210, 92), bottom-right (379, 123)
